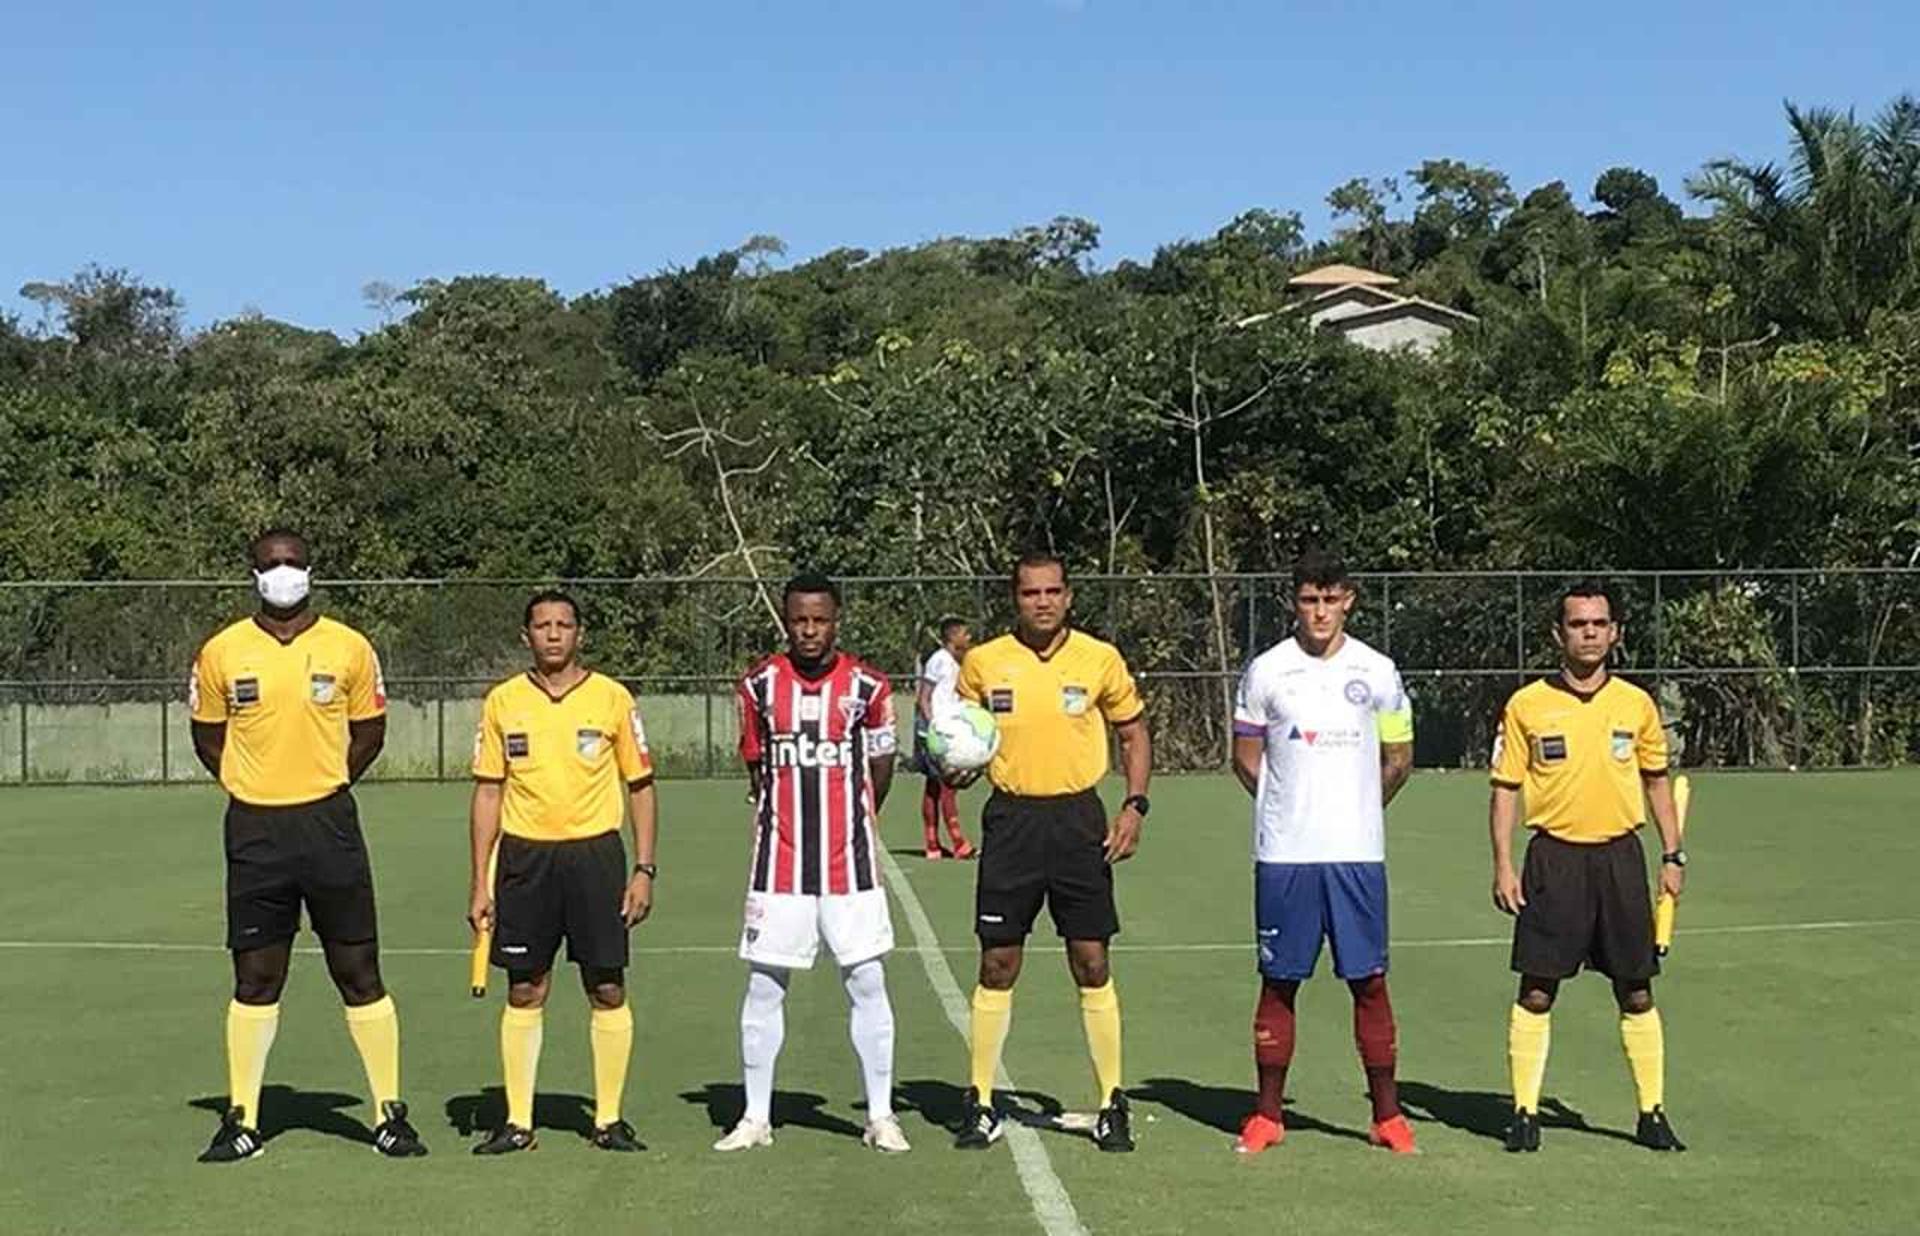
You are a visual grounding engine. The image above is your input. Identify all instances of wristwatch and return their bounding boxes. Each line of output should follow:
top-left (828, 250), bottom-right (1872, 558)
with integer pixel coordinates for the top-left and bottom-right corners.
top-left (1661, 850), bottom-right (1687, 868)
top-left (1122, 794), bottom-right (1151, 818)
top-left (633, 862), bottom-right (659, 879)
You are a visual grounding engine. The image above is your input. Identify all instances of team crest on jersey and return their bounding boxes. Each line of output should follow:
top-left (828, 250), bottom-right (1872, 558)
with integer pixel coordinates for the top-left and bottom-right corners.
top-left (505, 732), bottom-right (530, 759)
top-left (988, 688), bottom-right (1014, 714)
top-left (1344, 679), bottom-right (1370, 705)
top-left (1611, 729), bottom-right (1634, 761)
top-left (310, 673), bottom-right (336, 704)
top-left (232, 677), bottom-right (260, 707)
top-left (837, 695), bottom-right (868, 728)
top-left (577, 728), bottom-right (602, 758)
top-left (1061, 685), bottom-right (1089, 716)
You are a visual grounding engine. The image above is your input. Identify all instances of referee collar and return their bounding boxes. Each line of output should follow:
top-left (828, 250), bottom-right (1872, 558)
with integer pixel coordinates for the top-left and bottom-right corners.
top-left (1014, 625), bottom-right (1073, 663)
top-left (526, 667), bottom-right (596, 704)
top-left (1547, 671), bottom-right (1609, 703)
top-left (251, 612), bottom-right (321, 647)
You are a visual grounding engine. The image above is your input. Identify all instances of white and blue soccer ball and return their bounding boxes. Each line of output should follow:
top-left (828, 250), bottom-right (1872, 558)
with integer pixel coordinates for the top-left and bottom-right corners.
top-left (924, 702), bottom-right (1000, 773)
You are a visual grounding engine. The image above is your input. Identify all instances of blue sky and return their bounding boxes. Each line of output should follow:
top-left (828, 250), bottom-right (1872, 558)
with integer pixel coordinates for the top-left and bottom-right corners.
top-left (4, 1), bottom-right (1913, 336)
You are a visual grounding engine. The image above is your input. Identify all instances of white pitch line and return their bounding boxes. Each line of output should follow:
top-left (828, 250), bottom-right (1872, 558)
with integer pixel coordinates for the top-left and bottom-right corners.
top-left (877, 844), bottom-right (1088, 1236)
top-left (0, 918), bottom-right (1912, 959)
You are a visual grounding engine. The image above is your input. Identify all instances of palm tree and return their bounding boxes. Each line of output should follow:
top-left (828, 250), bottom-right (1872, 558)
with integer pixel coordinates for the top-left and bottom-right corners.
top-left (1688, 95), bottom-right (1920, 339)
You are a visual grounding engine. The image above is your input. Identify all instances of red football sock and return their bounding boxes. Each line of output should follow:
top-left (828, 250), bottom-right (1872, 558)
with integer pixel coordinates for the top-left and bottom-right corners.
top-left (920, 788), bottom-right (940, 850)
top-left (1350, 975), bottom-right (1400, 1122)
top-left (1253, 979), bottom-right (1297, 1120)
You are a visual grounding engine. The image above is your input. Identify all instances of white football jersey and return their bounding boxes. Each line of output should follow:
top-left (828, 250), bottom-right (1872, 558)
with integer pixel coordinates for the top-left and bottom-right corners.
top-left (921, 647), bottom-right (962, 715)
top-left (1233, 635), bottom-right (1412, 864)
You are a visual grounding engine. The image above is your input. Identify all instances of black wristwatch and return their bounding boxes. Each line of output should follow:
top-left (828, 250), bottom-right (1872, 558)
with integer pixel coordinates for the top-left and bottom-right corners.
top-left (1122, 794), bottom-right (1151, 818)
top-left (1661, 850), bottom-right (1687, 868)
top-left (633, 862), bottom-right (658, 879)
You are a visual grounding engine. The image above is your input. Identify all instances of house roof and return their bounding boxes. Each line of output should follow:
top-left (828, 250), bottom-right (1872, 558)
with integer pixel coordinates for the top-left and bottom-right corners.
top-left (1286, 263), bottom-right (1399, 288)
top-left (1322, 296), bottom-right (1480, 329)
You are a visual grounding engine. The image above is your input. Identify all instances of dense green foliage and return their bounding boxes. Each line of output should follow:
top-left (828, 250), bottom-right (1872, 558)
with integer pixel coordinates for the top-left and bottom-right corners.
top-left (4, 97), bottom-right (1918, 764)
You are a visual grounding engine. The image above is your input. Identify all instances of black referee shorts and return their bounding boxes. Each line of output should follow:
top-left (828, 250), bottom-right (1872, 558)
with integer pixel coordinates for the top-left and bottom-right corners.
top-left (975, 789), bottom-right (1118, 945)
top-left (224, 789), bottom-right (378, 951)
top-left (1511, 830), bottom-right (1659, 982)
top-left (492, 831), bottom-right (629, 975)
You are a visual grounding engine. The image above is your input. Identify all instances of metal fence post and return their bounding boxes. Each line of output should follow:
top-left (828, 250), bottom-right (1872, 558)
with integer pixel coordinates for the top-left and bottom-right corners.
top-left (1512, 574), bottom-right (1525, 684)
top-left (160, 696), bottom-right (170, 783)
top-left (1381, 576), bottom-right (1393, 656)
top-left (1652, 574), bottom-right (1664, 668)
top-left (1791, 574), bottom-right (1804, 768)
top-left (18, 697), bottom-right (27, 783)
top-left (435, 688), bottom-right (447, 782)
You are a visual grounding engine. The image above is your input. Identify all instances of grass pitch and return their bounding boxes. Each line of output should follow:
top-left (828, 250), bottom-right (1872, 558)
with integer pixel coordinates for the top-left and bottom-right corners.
top-left (2, 772), bottom-right (1917, 1234)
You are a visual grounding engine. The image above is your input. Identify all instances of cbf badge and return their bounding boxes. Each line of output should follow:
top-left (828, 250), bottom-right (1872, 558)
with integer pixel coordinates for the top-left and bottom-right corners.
top-left (577, 728), bottom-right (602, 758)
top-left (310, 673), bottom-right (337, 704)
top-left (1611, 729), bottom-right (1634, 761)
top-left (1061, 685), bottom-right (1089, 717)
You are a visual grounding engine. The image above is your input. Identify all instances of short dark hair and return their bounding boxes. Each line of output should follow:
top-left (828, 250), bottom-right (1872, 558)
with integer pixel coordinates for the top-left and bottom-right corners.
top-left (524, 589), bottom-right (581, 627)
top-left (783, 571), bottom-right (841, 610)
top-left (1291, 547), bottom-right (1351, 591)
top-left (249, 527), bottom-right (308, 562)
top-left (938, 615), bottom-right (969, 642)
top-left (1011, 551), bottom-right (1069, 589)
top-left (1557, 577), bottom-right (1619, 625)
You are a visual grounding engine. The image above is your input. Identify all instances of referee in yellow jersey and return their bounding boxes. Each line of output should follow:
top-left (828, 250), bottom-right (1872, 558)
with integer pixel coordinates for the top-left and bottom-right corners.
top-left (951, 552), bottom-right (1152, 1152)
top-left (467, 591), bottom-right (659, 1155)
top-left (1490, 579), bottom-right (1687, 1153)
top-left (189, 529), bottom-right (424, 1162)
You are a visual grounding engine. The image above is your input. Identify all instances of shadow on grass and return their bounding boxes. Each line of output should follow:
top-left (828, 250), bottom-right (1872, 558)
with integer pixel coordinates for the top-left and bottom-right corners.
top-left (443, 1087), bottom-right (595, 1139)
top-left (189, 1085), bottom-right (372, 1147)
top-left (1133, 1077), bottom-right (1369, 1144)
top-left (678, 1083), bottom-right (864, 1140)
top-left (1398, 1080), bottom-right (1637, 1145)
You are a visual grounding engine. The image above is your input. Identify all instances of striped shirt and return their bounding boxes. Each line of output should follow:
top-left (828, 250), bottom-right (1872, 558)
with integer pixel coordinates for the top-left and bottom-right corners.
top-left (736, 652), bottom-right (897, 896)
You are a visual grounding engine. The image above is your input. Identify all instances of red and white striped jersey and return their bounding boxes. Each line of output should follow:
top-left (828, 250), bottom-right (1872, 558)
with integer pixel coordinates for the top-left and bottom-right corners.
top-left (737, 652), bottom-right (898, 896)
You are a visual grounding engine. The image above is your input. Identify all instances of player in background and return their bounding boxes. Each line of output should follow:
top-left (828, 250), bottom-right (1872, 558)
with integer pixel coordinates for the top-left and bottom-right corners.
top-left (467, 591), bottom-right (659, 1155)
top-left (189, 528), bottom-right (425, 1162)
top-left (1490, 579), bottom-right (1687, 1153)
top-left (952, 552), bottom-right (1151, 1153)
top-left (714, 573), bottom-right (909, 1154)
top-left (915, 615), bottom-right (977, 860)
top-left (1229, 549), bottom-right (1417, 1156)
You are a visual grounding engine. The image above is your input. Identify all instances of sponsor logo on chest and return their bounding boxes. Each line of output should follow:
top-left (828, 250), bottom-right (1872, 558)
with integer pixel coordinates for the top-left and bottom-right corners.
top-left (769, 732), bottom-right (855, 768)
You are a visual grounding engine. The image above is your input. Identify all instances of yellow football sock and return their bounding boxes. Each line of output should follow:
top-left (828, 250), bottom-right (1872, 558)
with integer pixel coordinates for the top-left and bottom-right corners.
top-left (1078, 981), bottom-right (1123, 1104)
top-left (501, 1005), bottom-right (545, 1129)
top-left (1620, 1009), bottom-right (1666, 1111)
top-left (590, 1004), bottom-right (634, 1127)
top-left (343, 995), bottom-right (401, 1110)
top-left (969, 986), bottom-right (1012, 1098)
top-left (1508, 1005), bottom-right (1551, 1113)
top-left (225, 1000), bottom-right (280, 1127)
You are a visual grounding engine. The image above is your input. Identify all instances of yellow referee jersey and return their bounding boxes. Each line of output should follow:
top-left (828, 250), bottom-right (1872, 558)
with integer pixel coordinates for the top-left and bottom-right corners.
top-left (473, 672), bottom-right (654, 842)
top-left (1490, 675), bottom-right (1669, 843)
top-left (190, 616), bottom-right (386, 806)
top-left (957, 628), bottom-right (1144, 797)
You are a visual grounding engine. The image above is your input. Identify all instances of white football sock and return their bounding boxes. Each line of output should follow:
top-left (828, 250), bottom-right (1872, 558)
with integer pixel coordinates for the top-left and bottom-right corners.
top-left (842, 958), bottom-right (896, 1122)
top-left (740, 964), bottom-right (789, 1125)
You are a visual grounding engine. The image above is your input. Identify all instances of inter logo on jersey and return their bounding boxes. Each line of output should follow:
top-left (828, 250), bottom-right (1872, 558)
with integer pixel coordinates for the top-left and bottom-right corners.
top-left (737, 653), bottom-right (894, 898)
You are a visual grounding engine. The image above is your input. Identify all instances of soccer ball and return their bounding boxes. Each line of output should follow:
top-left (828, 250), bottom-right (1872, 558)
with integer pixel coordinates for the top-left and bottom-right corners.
top-left (924, 702), bottom-right (1000, 773)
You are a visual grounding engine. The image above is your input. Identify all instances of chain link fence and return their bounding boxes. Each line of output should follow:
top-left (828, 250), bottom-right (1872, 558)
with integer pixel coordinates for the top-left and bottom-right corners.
top-left (2, 569), bottom-right (1915, 783)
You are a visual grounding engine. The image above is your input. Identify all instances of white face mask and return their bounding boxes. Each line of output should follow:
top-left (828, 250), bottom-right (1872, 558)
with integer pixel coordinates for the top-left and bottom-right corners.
top-left (254, 564), bottom-right (312, 609)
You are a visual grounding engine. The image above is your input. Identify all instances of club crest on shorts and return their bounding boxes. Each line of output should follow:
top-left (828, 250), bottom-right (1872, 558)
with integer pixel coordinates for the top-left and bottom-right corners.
top-left (309, 673), bottom-right (336, 704)
top-left (1061, 684), bottom-right (1089, 716)
top-left (1344, 679), bottom-right (1370, 705)
top-left (577, 728), bottom-right (602, 758)
top-left (1611, 729), bottom-right (1634, 761)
